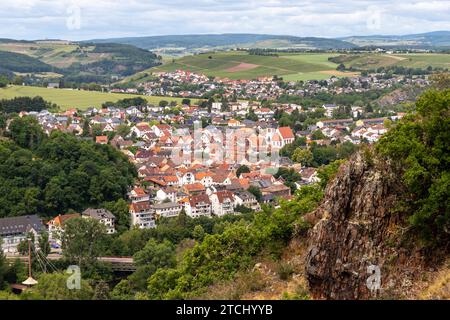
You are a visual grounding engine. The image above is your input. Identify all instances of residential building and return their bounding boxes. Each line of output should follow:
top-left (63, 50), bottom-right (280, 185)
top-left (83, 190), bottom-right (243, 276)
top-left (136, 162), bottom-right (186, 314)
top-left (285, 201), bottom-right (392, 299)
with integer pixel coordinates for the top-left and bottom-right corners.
top-left (152, 202), bottom-right (183, 219)
top-left (0, 215), bottom-right (45, 254)
top-left (82, 208), bottom-right (116, 234)
top-left (129, 202), bottom-right (156, 229)
top-left (185, 194), bottom-right (212, 218)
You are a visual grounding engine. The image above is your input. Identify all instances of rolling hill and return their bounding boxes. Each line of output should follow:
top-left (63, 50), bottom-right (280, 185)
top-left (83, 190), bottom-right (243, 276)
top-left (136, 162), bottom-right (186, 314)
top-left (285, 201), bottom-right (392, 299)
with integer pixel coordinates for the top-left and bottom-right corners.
top-left (88, 33), bottom-right (357, 52)
top-left (341, 31), bottom-right (450, 49)
top-left (329, 53), bottom-right (450, 71)
top-left (145, 51), bottom-right (359, 81)
top-left (0, 40), bottom-right (162, 83)
top-left (0, 51), bottom-right (57, 74)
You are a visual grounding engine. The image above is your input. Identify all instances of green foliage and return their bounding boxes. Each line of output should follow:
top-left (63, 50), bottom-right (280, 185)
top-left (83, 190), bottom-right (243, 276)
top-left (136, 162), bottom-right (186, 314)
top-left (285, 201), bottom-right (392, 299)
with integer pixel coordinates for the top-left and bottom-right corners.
top-left (8, 116), bottom-right (45, 149)
top-left (0, 96), bottom-right (57, 113)
top-left (25, 273), bottom-right (94, 300)
top-left (317, 159), bottom-right (346, 189)
top-left (93, 280), bottom-right (110, 300)
top-left (247, 186), bottom-right (263, 202)
top-left (292, 148), bottom-right (313, 166)
top-left (377, 89), bottom-right (450, 243)
top-left (274, 167), bottom-right (302, 193)
top-left (110, 279), bottom-right (133, 300)
top-left (277, 262), bottom-right (294, 280)
top-left (102, 199), bottom-right (130, 233)
top-left (129, 239), bottom-right (176, 291)
top-left (192, 225), bottom-right (206, 242)
top-left (0, 127), bottom-right (136, 218)
top-left (280, 136), bottom-right (307, 157)
top-left (311, 129), bottom-right (326, 140)
top-left (59, 217), bottom-right (108, 269)
top-left (236, 165), bottom-right (250, 177)
top-left (144, 202), bottom-right (306, 299)
top-left (0, 290), bottom-right (19, 300)
top-left (0, 51), bottom-right (54, 73)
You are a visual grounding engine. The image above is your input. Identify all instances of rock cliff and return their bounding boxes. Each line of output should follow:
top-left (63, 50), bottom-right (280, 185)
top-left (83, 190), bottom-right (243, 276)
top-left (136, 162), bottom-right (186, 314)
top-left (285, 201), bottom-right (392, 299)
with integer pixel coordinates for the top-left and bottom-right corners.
top-left (304, 151), bottom-right (441, 299)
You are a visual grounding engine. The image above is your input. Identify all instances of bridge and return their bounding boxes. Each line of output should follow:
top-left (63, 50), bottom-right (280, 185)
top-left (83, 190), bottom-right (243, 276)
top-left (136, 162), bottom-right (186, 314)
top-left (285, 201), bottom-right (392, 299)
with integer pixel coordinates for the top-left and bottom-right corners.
top-left (5, 254), bottom-right (136, 272)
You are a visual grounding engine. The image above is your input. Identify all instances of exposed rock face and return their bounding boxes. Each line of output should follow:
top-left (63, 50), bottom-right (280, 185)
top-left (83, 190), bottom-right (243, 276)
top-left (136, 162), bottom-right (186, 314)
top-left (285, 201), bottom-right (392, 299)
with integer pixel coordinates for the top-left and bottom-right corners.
top-left (305, 152), bottom-right (407, 299)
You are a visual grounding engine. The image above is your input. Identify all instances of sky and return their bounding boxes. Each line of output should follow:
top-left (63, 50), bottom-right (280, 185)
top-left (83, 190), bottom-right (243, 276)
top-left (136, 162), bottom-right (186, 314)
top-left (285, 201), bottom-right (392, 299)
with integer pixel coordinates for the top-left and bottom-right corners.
top-left (1, 0), bottom-right (449, 40)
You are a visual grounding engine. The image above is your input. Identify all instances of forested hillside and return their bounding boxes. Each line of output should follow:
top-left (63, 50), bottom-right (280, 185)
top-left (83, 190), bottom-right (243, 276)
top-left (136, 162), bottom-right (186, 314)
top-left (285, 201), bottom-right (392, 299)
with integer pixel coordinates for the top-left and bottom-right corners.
top-left (0, 117), bottom-right (136, 218)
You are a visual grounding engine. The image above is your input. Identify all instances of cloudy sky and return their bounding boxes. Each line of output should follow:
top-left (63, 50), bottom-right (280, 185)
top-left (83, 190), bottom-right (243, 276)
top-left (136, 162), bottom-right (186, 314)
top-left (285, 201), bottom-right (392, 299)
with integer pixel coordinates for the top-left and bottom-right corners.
top-left (1, 0), bottom-right (449, 40)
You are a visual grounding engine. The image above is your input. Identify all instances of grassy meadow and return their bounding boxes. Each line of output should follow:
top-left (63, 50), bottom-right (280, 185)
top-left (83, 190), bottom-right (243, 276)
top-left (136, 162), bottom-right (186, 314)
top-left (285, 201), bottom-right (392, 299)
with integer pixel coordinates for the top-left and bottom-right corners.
top-left (0, 85), bottom-right (192, 110)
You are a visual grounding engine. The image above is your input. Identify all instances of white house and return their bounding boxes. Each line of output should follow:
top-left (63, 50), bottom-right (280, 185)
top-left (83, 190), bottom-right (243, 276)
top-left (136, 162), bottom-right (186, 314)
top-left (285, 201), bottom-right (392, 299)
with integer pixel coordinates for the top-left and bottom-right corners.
top-left (184, 194), bottom-right (212, 218)
top-left (152, 202), bottom-right (183, 219)
top-left (210, 191), bottom-right (235, 217)
top-left (82, 208), bottom-right (116, 234)
top-left (129, 202), bottom-right (156, 229)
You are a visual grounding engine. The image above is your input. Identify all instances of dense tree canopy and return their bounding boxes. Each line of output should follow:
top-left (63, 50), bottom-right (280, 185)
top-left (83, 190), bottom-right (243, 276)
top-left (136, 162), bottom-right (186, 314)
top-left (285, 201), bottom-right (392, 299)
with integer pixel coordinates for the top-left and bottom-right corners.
top-left (377, 88), bottom-right (450, 243)
top-left (0, 118), bottom-right (136, 218)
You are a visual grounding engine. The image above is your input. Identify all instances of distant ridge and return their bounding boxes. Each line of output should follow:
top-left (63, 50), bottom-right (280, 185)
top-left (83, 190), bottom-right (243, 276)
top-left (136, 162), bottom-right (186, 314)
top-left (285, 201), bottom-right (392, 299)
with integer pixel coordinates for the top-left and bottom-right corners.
top-left (87, 33), bottom-right (357, 50)
top-left (87, 31), bottom-right (450, 51)
top-left (340, 31), bottom-right (450, 48)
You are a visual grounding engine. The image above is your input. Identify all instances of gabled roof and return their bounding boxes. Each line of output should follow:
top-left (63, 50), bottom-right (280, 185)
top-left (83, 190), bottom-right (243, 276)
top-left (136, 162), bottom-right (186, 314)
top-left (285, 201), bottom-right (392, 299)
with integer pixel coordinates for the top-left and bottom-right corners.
top-left (184, 183), bottom-right (206, 193)
top-left (0, 215), bottom-right (45, 236)
top-left (215, 190), bottom-right (234, 204)
top-left (278, 127), bottom-right (294, 140)
top-left (48, 213), bottom-right (80, 227)
top-left (189, 194), bottom-right (211, 207)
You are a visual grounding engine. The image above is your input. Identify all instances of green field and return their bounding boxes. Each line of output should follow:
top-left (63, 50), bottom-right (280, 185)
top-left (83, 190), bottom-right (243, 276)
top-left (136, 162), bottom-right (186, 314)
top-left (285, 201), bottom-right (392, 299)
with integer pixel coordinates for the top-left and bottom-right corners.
top-left (0, 85), bottom-right (192, 110)
top-left (149, 51), bottom-right (359, 81)
top-left (333, 53), bottom-right (450, 70)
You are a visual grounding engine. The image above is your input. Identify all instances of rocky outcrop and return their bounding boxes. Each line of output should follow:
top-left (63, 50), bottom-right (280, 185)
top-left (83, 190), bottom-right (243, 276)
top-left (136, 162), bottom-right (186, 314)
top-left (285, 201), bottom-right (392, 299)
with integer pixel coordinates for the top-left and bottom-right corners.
top-left (305, 151), bottom-right (411, 299)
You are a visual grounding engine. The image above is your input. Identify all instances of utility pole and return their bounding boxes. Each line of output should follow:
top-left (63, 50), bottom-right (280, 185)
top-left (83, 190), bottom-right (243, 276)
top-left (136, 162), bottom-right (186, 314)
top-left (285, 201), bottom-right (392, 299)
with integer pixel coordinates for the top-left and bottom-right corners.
top-left (22, 237), bottom-right (38, 286)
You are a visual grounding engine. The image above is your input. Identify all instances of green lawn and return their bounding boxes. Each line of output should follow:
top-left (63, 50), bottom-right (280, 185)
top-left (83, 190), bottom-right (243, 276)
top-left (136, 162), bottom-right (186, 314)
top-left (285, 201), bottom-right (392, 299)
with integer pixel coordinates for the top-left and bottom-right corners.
top-left (0, 85), bottom-right (193, 110)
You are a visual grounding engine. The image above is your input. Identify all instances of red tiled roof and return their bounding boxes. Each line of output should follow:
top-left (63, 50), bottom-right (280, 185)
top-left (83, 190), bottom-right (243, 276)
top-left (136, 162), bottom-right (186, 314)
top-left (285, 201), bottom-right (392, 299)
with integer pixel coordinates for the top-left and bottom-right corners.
top-left (278, 127), bottom-right (294, 139)
top-left (189, 194), bottom-right (211, 207)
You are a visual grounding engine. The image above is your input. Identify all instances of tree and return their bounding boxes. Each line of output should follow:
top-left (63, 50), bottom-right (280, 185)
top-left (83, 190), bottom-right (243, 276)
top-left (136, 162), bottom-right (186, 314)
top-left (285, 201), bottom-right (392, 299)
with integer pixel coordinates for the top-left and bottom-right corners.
top-left (8, 116), bottom-right (45, 149)
top-left (59, 217), bottom-right (107, 269)
top-left (26, 273), bottom-right (94, 300)
top-left (311, 130), bottom-right (326, 140)
top-left (129, 239), bottom-right (176, 290)
top-left (182, 98), bottom-right (191, 106)
top-left (292, 148), bottom-right (313, 166)
top-left (377, 88), bottom-right (450, 243)
top-left (93, 280), bottom-right (110, 300)
top-left (110, 279), bottom-right (133, 300)
top-left (247, 186), bottom-right (262, 202)
top-left (236, 165), bottom-right (250, 178)
top-left (159, 100), bottom-right (169, 108)
top-left (103, 199), bottom-right (130, 233)
top-left (192, 225), bottom-right (205, 242)
top-left (38, 232), bottom-right (51, 257)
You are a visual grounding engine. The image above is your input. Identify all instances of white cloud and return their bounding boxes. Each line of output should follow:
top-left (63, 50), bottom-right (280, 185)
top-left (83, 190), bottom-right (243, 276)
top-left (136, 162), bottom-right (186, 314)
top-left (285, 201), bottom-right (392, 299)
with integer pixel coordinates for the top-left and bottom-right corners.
top-left (0, 0), bottom-right (448, 40)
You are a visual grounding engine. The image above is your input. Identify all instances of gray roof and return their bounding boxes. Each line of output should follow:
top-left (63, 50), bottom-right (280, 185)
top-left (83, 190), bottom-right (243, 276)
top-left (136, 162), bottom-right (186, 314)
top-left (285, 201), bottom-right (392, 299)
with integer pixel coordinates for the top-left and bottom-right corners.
top-left (82, 208), bottom-right (115, 220)
top-left (152, 202), bottom-right (182, 210)
top-left (0, 215), bottom-right (45, 237)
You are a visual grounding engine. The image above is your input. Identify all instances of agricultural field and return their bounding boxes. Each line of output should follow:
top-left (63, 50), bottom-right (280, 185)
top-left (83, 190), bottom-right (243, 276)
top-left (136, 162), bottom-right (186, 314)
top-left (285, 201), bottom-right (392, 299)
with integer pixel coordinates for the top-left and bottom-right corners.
top-left (0, 85), bottom-right (193, 110)
top-left (150, 51), bottom-right (359, 81)
top-left (0, 41), bottom-right (100, 68)
top-left (332, 53), bottom-right (450, 70)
